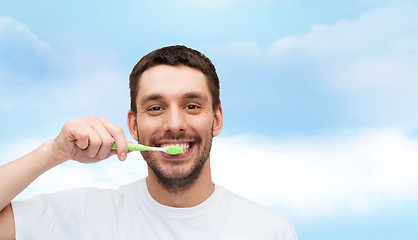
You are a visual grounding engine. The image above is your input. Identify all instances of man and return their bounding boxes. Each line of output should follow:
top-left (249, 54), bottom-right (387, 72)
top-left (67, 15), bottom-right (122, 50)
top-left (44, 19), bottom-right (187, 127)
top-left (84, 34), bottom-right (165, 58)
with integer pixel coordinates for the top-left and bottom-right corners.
top-left (0, 45), bottom-right (297, 239)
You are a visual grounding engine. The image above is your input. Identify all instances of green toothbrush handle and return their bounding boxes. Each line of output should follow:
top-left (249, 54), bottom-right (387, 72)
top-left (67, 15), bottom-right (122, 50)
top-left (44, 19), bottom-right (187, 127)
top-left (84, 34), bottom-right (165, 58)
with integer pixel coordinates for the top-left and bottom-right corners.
top-left (111, 143), bottom-right (153, 151)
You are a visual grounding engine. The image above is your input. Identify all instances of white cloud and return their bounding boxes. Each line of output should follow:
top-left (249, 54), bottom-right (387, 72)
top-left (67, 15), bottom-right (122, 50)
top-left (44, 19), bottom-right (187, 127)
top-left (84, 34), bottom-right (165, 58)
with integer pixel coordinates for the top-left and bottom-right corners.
top-left (1, 143), bottom-right (148, 200)
top-left (215, 2), bottom-right (418, 128)
top-left (0, 16), bottom-right (55, 79)
top-left (211, 128), bottom-right (418, 219)
top-left (0, 100), bottom-right (15, 111)
top-left (2, 3), bottom-right (418, 221)
top-left (0, 139), bottom-right (46, 165)
top-left (51, 51), bottom-right (129, 114)
top-left (183, 0), bottom-right (237, 8)
top-left (0, 16), bottom-right (51, 52)
top-left (181, 0), bottom-right (283, 8)
top-left (5, 128), bottom-right (418, 220)
top-left (20, 151), bottom-right (148, 199)
top-left (0, 16), bottom-right (129, 126)
top-left (0, 17), bottom-right (140, 198)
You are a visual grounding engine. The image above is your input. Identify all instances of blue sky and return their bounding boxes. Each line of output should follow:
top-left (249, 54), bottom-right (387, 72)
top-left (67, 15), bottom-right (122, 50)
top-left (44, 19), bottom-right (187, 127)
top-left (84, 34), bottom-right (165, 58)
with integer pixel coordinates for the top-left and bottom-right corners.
top-left (1, 0), bottom-right (418, 239)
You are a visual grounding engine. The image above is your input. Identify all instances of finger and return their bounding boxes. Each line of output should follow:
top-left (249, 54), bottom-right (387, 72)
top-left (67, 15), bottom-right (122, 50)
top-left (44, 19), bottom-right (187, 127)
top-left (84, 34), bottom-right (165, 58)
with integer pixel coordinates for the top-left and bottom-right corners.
top-left (70, 124), bottom-right (89, 149)
top-left (67, 121), bottom-right (90, 150)
top-left (127, 141), bottom-right (134, 153)
top-left (57, 119), bottom-right (90, 162)
top-left (106, 149), bottom-right (119, 159)
top-left (86, 116), bottom-right (114, 159)
top-left (80, 118), bottom-right (102, 158)
top-left (99, 118), bottom-right (128, 161)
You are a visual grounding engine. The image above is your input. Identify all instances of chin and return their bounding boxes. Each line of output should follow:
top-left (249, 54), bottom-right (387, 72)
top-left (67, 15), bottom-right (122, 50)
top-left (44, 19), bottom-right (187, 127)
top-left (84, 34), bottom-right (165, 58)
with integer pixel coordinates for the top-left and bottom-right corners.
top-left (150, 157), bottom-right (207, 193)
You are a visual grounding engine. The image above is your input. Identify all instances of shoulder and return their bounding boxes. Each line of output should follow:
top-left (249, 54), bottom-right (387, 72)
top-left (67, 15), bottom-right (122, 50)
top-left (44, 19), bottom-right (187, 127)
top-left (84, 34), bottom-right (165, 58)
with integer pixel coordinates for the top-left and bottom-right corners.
top-left (217, 186), bottom-right (297, 239)
top-left (13, 179), bottom-right (144, 212)
top-left (13, 186), bottom-right (116, 215)
top-left (219, 186), bottom-right (287, 221)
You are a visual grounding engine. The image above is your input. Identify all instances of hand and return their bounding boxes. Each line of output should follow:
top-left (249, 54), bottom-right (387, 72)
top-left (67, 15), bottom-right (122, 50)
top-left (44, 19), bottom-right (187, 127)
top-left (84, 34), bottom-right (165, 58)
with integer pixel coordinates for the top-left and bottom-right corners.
top-left (50, 116), bottom-right (128, 164)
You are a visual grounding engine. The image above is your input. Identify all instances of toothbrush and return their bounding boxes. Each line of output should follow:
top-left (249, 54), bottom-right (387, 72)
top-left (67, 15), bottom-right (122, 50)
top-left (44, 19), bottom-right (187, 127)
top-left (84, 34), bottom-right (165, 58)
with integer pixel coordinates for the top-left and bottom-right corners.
top-left (111, 142), bottom-right (184, 155)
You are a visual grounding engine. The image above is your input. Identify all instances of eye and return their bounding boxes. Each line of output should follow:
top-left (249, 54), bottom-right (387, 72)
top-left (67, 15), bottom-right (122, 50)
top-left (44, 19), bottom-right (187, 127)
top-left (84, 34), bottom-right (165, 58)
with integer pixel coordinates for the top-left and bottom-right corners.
top-left (148, 106), bottom-right (164, 112)
top-left (184, 104), bottom-right (199, 110)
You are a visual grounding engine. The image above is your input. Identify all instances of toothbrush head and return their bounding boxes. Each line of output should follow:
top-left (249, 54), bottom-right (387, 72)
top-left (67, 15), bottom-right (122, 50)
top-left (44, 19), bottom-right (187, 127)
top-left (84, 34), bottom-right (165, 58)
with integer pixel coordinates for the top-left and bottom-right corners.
top-left (165, 145), bottom-right (184, 155)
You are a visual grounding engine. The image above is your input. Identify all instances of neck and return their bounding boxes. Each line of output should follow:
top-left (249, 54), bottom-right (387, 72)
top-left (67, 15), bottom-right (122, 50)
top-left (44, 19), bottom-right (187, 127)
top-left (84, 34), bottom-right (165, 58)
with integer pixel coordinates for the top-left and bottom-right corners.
top-left (146, 160), bottom-right (214, 208)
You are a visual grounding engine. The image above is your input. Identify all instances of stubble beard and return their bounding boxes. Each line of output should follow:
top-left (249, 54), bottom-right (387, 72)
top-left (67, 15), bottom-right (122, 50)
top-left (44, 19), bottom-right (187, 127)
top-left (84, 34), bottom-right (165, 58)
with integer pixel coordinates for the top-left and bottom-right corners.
top-left (137, 125), bottom-right (213, 193)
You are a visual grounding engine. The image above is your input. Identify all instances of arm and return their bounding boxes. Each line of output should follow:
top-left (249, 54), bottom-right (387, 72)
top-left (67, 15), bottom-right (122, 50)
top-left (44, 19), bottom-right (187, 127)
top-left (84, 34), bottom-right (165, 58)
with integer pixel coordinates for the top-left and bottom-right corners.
top-left (0, 116), bottom-right (128, 238)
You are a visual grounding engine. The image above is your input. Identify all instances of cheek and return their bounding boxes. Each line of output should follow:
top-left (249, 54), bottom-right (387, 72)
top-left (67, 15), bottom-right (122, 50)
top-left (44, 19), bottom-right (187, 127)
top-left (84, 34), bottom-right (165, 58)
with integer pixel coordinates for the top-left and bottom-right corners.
top-left (137, 118), bottom-right (160, 140)
top-left (188, 116), bottom-right (213, 136)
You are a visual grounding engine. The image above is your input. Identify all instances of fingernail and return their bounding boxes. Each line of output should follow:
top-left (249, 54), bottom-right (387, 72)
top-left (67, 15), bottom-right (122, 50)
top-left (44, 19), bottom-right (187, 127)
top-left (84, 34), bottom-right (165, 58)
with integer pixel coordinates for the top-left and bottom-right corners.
top-left (119, 152), bottom-right (126, 161)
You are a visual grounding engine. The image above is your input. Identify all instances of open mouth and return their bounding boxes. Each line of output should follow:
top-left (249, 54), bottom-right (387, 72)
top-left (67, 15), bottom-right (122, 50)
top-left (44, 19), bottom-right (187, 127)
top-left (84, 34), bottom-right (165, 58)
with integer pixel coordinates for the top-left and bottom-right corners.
top-left (160, 143), bottom-right (192, 154)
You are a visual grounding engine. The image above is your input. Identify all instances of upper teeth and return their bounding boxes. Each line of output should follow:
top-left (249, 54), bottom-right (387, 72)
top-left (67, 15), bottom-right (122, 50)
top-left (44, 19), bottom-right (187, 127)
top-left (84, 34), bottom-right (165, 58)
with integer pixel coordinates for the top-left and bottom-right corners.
top-left (161, 143), bottom-right (190, 153)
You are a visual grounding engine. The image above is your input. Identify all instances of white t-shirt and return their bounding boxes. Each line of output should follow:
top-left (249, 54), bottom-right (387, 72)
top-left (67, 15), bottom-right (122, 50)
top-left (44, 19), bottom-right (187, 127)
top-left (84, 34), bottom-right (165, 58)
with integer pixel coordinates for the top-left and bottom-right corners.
top-left (12, 179), bottom-right (297, 239)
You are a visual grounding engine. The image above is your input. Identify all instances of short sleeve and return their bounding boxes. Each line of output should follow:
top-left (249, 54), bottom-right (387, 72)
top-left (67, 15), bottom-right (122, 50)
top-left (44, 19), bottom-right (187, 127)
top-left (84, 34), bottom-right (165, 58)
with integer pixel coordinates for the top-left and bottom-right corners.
top-left (12, 188), bottom-right (87, 240)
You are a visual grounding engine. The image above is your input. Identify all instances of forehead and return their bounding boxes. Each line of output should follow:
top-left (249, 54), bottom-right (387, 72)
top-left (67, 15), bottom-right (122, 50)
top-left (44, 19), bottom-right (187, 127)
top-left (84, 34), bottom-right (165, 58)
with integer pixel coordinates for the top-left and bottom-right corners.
top-left (137, 65), bottom-right (211, 103)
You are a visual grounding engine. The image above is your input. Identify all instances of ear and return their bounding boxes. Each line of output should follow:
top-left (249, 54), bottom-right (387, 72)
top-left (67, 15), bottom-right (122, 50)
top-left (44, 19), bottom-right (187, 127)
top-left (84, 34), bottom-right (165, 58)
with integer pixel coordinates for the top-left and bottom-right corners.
top-left (127, 110), bottom-right (139, 141)
top-left (212, 105), bottom-right (223, 137)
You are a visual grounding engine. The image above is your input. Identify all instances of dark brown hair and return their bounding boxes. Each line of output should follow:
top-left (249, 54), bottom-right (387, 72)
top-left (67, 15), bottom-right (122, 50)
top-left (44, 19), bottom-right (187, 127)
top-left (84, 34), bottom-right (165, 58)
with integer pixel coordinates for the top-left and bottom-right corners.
top-left (129, 45), bottom-right (220, 114)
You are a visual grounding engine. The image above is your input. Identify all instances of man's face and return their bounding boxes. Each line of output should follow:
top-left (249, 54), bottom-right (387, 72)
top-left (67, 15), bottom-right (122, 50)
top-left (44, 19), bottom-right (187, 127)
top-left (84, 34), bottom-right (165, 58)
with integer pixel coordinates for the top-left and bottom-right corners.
top-left (129, 65), bottom-right (222, 191)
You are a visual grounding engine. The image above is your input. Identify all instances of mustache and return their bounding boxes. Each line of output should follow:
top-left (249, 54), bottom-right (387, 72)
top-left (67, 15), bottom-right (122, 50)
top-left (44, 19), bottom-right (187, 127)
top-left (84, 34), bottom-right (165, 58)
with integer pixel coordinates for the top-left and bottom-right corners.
top-left (141, 131), bottom-right (202, 146)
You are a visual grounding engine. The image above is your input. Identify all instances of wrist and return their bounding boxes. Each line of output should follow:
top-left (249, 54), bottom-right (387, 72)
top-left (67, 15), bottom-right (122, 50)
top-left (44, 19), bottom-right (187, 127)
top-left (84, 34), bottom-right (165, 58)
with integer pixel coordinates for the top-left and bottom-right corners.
top-left (39, 140), bottom-right (69, 167)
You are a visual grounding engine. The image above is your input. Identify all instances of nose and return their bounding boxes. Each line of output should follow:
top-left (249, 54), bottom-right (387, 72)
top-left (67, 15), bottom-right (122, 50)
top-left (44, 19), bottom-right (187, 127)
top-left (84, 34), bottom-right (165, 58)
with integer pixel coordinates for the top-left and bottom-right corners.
top-left (162, 106), bottom-right (187, 133)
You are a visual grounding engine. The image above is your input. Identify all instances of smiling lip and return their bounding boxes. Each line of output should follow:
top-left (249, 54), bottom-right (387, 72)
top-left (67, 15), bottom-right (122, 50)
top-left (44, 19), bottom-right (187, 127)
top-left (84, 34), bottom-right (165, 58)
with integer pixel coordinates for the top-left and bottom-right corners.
top-left (157, 141), bottom-right (194, 155)
top-left (160, 143), bottom-right (191, 154)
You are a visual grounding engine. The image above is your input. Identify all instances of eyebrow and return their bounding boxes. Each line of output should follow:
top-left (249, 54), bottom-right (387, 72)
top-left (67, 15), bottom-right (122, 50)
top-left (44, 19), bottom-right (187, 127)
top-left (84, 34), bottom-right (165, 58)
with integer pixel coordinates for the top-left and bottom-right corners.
top-left (140, 92), bottom-right (209, 106)
top-left (184, 92), bottom-right (209, 102)
top-left (140, 93), bottom-right (163, 106)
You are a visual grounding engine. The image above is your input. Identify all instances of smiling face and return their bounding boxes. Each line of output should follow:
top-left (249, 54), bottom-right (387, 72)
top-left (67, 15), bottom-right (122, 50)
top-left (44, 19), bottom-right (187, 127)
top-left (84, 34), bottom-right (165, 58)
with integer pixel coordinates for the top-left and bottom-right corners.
top-left (128, 64), bottom-right (223, 192)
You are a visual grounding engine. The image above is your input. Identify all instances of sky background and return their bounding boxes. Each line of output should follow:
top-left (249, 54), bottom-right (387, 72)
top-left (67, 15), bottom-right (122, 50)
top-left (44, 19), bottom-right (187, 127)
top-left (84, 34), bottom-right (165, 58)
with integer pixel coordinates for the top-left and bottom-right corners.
top-left (1, 0), bottom-right (418, 239)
